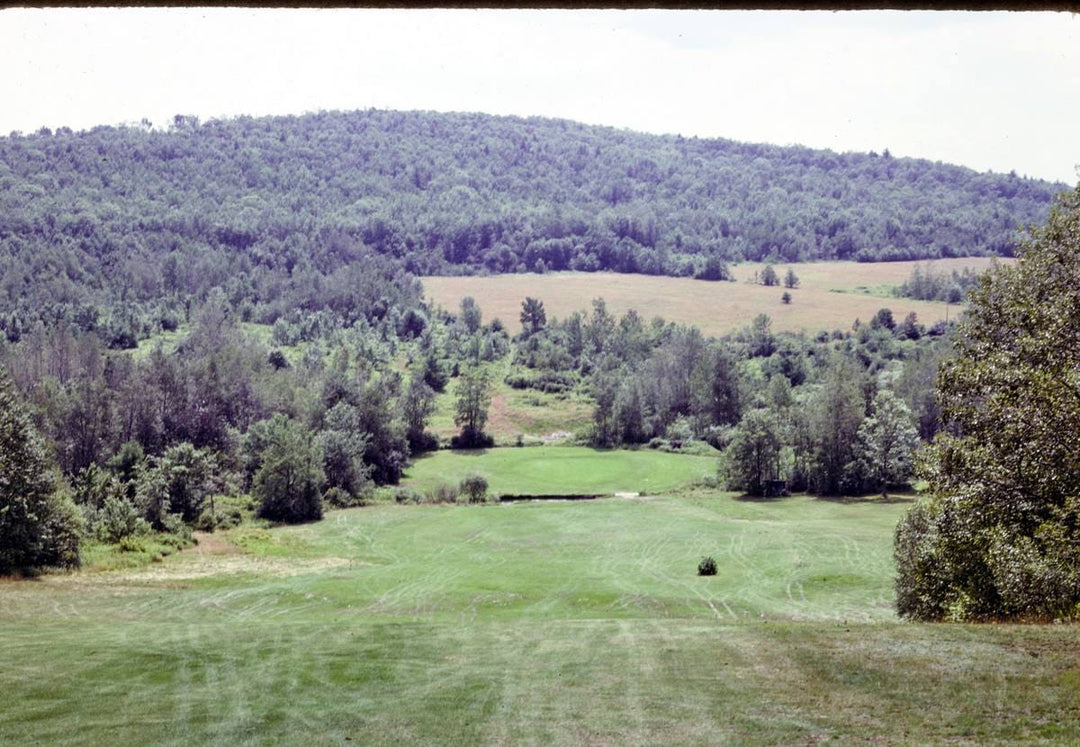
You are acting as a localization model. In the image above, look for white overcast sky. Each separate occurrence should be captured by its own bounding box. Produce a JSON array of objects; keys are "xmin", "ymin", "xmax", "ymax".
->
[{"xmin": 1, "ymin": 8, "xmax": 1078, "ymax": 184}]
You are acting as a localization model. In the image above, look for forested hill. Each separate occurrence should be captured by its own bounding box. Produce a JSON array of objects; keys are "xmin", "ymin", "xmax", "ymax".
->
[{"xmin": 0, "ymin": 108, "xmax": 1066, "ymax": 340}]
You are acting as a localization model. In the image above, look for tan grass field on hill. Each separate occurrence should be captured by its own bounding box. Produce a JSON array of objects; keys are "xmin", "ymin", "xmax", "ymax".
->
[{"xmin": 423, "ymin": 257, "xmax": 1011, "ymax": 337}]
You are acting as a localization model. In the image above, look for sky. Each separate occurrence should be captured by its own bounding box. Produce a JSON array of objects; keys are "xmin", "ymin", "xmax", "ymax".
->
[{"xmin": 1, "ymin": 8, "xmax": 1078, "ymax": 184}]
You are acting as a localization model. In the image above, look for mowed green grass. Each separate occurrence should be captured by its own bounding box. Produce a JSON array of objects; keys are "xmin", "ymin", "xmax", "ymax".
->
[
  {"xmin": 403, "ymin": 446, "xmax": 718, "ymax": 495},
  {"xmin": 422, "ymin": 257, "xmax": 1009, "ymax": 337},
  {"xmin": 3, "ymin": 492, "xmax": 1079, "ymax": 745}
]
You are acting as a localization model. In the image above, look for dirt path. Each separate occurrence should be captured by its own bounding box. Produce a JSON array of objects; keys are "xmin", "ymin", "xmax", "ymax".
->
[{"xmin": 184, "ymin": 531, "xmax": 241, "ymax": 556}]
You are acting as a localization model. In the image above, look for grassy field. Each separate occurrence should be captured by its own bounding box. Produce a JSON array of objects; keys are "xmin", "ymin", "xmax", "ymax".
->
[
  {"xmin": 403, "ymin": 445, "xmax": 719, "ymax": 495},
  {"xmin": 3, "ymin": 490, "xmax": 1079, "ymax": 745},
  {"xmin": 426, "ymin": 356, "xmax": 593, "ymax": 445},
  {"xmin": 422, "ymin": 257, "xmax": 1009, "ymax": 337}
]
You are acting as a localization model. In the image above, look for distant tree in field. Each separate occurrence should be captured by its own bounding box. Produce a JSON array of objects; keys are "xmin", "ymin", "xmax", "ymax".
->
[
  {"xmin": 761, "ymin": 264, "xmax": 779, "ymax": 287},
  {"xmin": 852, "ymin": 390, "xmax": 919, "ymax": 499},
  {"xmin": 520, "ymin": 297, "xmax": 547, "ymax": 337},
  {"xmin": 0, "ymin": 368, "xmax": 82, "ymax": 572},
  {"xmin": 781, "ymin": 292, "xmax": 792, "ymax": 304},
  {"xmin": 695, "ymin": 255, "xmax": 731, "ymax": 281},
  {"xmin": 460, "ymin": 296, "xmax": 482, "ymax": 335},
  {"xmin": 784, "ymin": 268, "xmax": 800, "ymax": 289},
  {"xmin": 726, "ymin": 408, "xmax": 782, "ymax": 496},
  {"xmin": 870, "ymin": 307, "xmax": 896, "ymax": 332},
  {"xmin": 895, "ymin": 184, "xmax": 1080, "ymax": 622},
  {"xmin": 402, "ymin": 373, "xmax": 438, "ymax": 452},
  {"xmin": 268, "ymin": 350, "xmax": 289, "ymax": 370},
  {"xmin": 422, "ymin": 350, "xmax": 448, "ymax": 393},
  {"xmin": 746, "ymin": 314, "xmax": 776, "ymax": 358},
  {"xmin": 897, "ymin": 312, "xmax": 923, "ymax": 340},
  {"xmin": 253, "ymin": 414, "xmax": 325, "ymax": 523},
  {"xmin": 452, "ymin": 365, "xmax": 493, "ymax": 448}
]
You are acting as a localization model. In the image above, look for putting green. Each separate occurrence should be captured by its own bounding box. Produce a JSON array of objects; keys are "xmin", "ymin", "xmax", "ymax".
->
[{"xmin": 402, "ymin": 445, "xmax": 718, "ymax": 495}]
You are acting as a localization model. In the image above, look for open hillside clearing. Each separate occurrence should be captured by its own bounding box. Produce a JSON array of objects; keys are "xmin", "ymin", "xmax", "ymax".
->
[
  {"xmin": 422, "ymin": 257, "xmax": 1011, "ymax": 337},
  {"xmin": 3, "ymin": 491, "xmax": 1078, "ymax": 745}
]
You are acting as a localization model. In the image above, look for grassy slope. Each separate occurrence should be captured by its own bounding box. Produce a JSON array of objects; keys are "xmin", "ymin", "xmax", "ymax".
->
[
  {"xmin": 427, "ymin": 356, "xmax": 593, "ymax": 444},
  {"xmin": 403, "ymin": 445, "xmax": 718, "ymax": 495},
  {"xmin": 2, "ymin": 493, "xmax": 1078, "ymax": 745},
  {"xmin": 423, "ymin": 257, "xmax": 1010, "ymax": 337}
]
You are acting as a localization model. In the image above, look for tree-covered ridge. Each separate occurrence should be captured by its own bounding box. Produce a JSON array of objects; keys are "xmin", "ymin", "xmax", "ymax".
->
[{"xmin": 0, "ymin": 108, "xmax": 1065, "ymax": 342}]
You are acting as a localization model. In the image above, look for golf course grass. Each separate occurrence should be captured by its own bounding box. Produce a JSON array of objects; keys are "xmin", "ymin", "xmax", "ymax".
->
[
  {"xmin": 402, "ymin": 445, "xmax": 719, "ymax": 496},
  {"xmin": 3, "ymin": 491, "xmax": 1079, "ymax": 744}
]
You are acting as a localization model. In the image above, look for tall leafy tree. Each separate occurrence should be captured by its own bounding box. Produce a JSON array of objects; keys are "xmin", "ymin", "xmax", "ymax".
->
[
  {"xmin": 253, "ymin": 414, "xmax": 325, "ymax": 524},
  {"xmin": 519, "ymin": 297, "xmax": 547, "ymax": 337},
  {"xmin": 852, "ymin": 389, "xmax": 919, "ymax": 499},
  {"xmin": 896, "ymin": 184, "xmax": 1080, "ymax": 621},
  {"xmin": 809, "ymin": 354, "xmax": 866, "ymax": 495},
  {"xmin": 402, "ymin": 374, "xmax": 438, "ymax": 453},
  {"xmin": 726, "ymin": 408, "xmax": 783, "ymax": 496},
  {"xmin": 459, "ymin": 296, "xmax": 482, "ymax": 335},
  {"xmin": 453, "ymin": 365, "xmax": 493, "ymax": 448},
  {"xmin": 0, "ymin": 368, "xmax": 81, "ymax": 572}
]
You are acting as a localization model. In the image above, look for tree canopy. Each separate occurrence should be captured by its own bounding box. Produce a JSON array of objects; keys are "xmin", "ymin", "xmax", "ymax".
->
[{"xmin": 895, "ymin": 183, "xmax": 1080, "ymax": 622}]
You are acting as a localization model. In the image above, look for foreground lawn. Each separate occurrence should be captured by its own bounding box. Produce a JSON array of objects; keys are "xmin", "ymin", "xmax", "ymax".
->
[
  {"xmin": 2, "ymin": 493, "xmax": 1078, "ymax": 744},
  {"xmin": 403, "ymin": 445, "xmax": 719, "ymax": 495}
]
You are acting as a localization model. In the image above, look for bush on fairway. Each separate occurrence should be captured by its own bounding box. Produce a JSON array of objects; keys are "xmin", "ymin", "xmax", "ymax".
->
[{"xmin": 698, "ymin": 556, "xmax": 718, "ymax": 576}]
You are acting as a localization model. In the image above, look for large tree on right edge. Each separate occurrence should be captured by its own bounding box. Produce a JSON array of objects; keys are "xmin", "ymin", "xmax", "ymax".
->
[{"xmin": 895, "ymin": 183, "xmax": 1080, "ymax": 622}]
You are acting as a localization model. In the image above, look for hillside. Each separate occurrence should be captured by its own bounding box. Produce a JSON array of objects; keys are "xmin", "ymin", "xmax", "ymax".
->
[{"xmin": 0, "ymin": 108, "xmax": 1066, "ymax": 342}]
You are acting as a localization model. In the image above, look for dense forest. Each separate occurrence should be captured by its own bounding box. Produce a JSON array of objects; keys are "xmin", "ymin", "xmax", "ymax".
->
[{"xmin": 0, "ymin": 108, "xmax": 1065, "ymax": 345}]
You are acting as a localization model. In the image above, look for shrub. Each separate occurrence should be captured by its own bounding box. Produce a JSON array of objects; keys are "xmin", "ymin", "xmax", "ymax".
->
[
  {"xmin": 98, "ymin": 493, "xmax": 148, "ymax": 543},
  {"xmin": 698, "ymin": 557, "xmax": 718, "ymax": 576},
  {"xmin": 450, "ymin": 430, "xmax": 494, "ymax": 449},
  {"xmin": 118, "ymin": 535, "xmax": 147, "ymax": 553},
  {"xmin": 323, "ymin": 486, "xmax": 370, "ymax": 508},
  {"xmin": 460, "ymin": 475, "xmax": 489, "ymax": 504},
  {"xmin": 426, "ymin": 484, "xmax": 459, "ymax": 504},
  {"xmin": 194, "ymin": 502, "xmax": 244, "ymax": 532},
  {"xmin": 394, "ymin": 487, "xmax": 422, "ymax": 505}
]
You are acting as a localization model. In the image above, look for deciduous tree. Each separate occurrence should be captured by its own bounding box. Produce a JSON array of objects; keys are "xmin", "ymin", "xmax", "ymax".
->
[
  {"xmin": 0, "ymin": 369, "xmax": 81, "ymax": 572},
  {"xmin": 896, "ymin": 184, "xmax": 1080, "ymax": 621}
]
